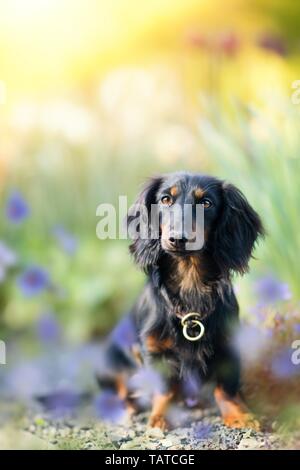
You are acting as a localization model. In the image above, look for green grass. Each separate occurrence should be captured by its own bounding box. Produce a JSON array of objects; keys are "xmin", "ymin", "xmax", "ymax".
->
[{"xmin": 199, "ymin": 97, "xmax": 300, "ymax": 298}]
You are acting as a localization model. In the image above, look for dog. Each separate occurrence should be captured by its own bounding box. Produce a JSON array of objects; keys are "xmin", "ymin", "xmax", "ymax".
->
[{"xmin": 98, "ymin": 171, "xmax": 264, "ymax": 430}]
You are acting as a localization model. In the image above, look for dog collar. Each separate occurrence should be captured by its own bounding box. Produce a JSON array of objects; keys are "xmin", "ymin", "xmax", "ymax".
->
[{"xmin": 179, "ymin": 312, "xmax": 205, "ymax": 342}]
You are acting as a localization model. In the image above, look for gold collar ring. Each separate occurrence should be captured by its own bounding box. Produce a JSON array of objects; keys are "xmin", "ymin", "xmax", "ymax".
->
[{"xmin": 180, "ymin": 312, "xmax": 205, "ymax": 342}]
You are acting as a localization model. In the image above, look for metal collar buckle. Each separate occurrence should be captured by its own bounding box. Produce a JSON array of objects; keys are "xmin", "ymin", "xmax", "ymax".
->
[{"xmin": 180, "ymin": 312, "xmax": 205, "ymax": 342}]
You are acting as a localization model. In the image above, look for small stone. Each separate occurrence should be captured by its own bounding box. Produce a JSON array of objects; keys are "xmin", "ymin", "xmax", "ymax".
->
[
  {"xmin": 143, "ymin": 441, "xmax": 159, "ymax": 449},
  {"xmin": 48, "ymin": 427, "xmax": 57, "ymax": 437},
  {"xmin": 161, "ymin": 438, "xmax": 173, "ymax": 447},
  {"xmin": 238, "ymin": 437, "xmax": 261, "ymax": 450},
  {"xmin": 173, "ymin": 437, "xmax": 183, "ymax": 445},
  {"xmin": 120, "ymin": 437, "xmax": 144, "ymax": 450},
  {"xmin": 145, "ymin": 427, "xmax": 164, "ymax": 439},
  {"xmin": 111, "ymin": 433, "xmax": 126, "ymax": 443}
]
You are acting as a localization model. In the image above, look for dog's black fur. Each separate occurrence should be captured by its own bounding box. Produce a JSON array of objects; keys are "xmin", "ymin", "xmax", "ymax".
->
[{"xmin": 99, "ymin": 172, "xmax": 264, "ymax": 416}]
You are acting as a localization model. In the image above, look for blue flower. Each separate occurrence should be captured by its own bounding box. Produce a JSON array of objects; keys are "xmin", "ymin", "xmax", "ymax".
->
[
  {"xmin": 271, "ymin": 349, "xmax": 299, "ymax": 379},
  {"xmin": 94, "ymin": 391, "xmax": 126, "ymax": 423},
  {"xmin": 182, "ymin": 370, "xmax": 202, "ymax": 408},
  {"xmin": 38, "ymin": 390, "xmax": 80, "ymax": 416},
  {"xmin": 128, "ymin": 366, "xmax": 166, "ymax": 401},
  {"xmin": 52, "ymin": 226, "xmax": 78, "ymax": 255},
  {"xmin": 17, "ymin": 266, "xmax": 50, "ymax": 297},
  {"xmin": 6, "ymin": 191, "xmax": 29, "ymax": 224},
  {"xmin": 193, "ymin": 422, "xmax": 212, "ymax": 440},
  {"xmin": 293, "ymin": 323, "xmax": 300, "ymax": 336},
  {"xmin": 232, "ymin": 323, "xmax": 269, "ymax": 364},
  {"xmin": 5, "ymin": 361, "xmax": 47, "ymax": 399},
  {"xmin": 36, "ymin": 311, "xmax": 61, "ymax": 343},
  {"xmin": 110, "ymin": 315, "xmax": 138, "ymax": 351},
  {"xmin": 254, "ymin": 275, "xmax": 291, "ymax": 304},
  {"xmin": 0, "ymin": 241, "xmax": 17, "ymax": 282}
]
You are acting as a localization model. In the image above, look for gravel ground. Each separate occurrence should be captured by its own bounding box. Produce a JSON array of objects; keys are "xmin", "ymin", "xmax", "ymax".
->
[{"xmin": 9, "ymin": 403, "xmax": 296, "ymax": 450}]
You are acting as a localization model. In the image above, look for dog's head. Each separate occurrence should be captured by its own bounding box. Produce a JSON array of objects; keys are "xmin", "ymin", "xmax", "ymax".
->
[{"xmin": 127, "ymin": 172, "xmax": 264, "ymax": 277}]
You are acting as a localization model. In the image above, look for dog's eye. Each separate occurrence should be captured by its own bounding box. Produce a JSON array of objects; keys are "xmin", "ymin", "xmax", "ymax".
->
[
  {"xmin": 201, "ymin": 198, "xmax": 212, "ymax": 209},
  {"xmin": 161, "ymin": 195, "xmax": 173, "ymax": 206}
]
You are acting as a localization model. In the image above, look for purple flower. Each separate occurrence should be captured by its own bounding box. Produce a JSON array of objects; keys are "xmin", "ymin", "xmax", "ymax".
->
[
  {"xmin": 5, "ymin": 361, "xmax": 47, "ymax": 399},
  {"xmin": 193, "ymin": 422, "xmax": 212, "ymax": 440},
  {"xmin": 52, "ymin": 226, "xmax": 78, "ymax": 255},
  {"xmin": 258, "ymin": 34, "xmax": 286, "ymax": 56},
  {"xmin": 271, "ymin": 349, "xmax": 299, "ymax": 379},
  {"xmin": 254, "ymin": 275, "xmax": 291, "ymax": 304},
  {"xmin": 37, "ymin": 390, "xmax": 80, "ymax": 416},
  {"xmin": 17, "ymin": 266, "xmax": 50, "ymax": 297},
  {"xmin": 6, "ymin": 191, "xmax": 29, "ymax": 224},
  {"xmin": 218, "ymin": 32, "xmax": 239, "ymax": 57},
  {"xmin": 293, "ymin": 323, "xmax": 300, "ymax": 336},
  {"xmin": 111, "ymin": 315, "xmax": 137, "ymax": 351},
  {"xmin": 128, "ymin": 366, "xmax": 166, "ymax": 403},
  {"xmin": 94, "ymin": 391, "xmax": 126, "ymax": 423},
  {"xmin": 182, "ymin": 371, "xmax": 201, "ymax": 408},
  {"xmin": 232, "ymin": 323, "xmax": 269, "ymax": 364},
  {"xmin": 36, "ymin": 312, "xmax": 61, "ymax": 343}
]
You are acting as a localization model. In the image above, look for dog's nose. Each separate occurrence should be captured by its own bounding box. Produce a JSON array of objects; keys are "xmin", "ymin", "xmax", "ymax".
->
[{"xmin": 168, "ymin": 235, "xmax": 188, "ymax": 249}]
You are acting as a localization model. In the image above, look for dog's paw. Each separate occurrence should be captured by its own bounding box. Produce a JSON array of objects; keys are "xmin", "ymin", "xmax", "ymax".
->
[
  {"xmin": 223, "ymin": 412, "xmax": 260, "ymax": 431},
  {"xmin": 148, "ymin": 414, "xmax": 168, "ymax": 430}
]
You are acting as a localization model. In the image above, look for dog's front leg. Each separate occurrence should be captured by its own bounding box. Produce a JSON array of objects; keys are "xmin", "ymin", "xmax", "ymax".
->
[
  {"xmin": 214, "ymin": 347, "xmax": 260, "ymax": 430},
  {"xmin": 148, "ymin": 390, "xmax": 174, "ymax": 430},
  {"xmin": 214, "ymin": 386, "xmax": 260, "ymax": 431}
]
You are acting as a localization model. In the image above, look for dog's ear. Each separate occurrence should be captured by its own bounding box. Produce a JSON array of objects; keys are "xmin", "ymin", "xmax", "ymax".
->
[
  {"xmin": 127, "ymin": 176, "xmax": 163, "ymax": 272},
  {"xmin": 213, "ymin": 183, "xmax": 264, "ymax": 277}
]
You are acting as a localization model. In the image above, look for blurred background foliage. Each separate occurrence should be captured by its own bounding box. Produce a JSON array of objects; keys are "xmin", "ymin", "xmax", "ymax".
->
[
  {"xmin": 0, "ymin": 0, "xmax": 300, "ymax": 430},
  {"xmin": 1, "ymin": 0, "xmax": 300, "ymax": 336}
]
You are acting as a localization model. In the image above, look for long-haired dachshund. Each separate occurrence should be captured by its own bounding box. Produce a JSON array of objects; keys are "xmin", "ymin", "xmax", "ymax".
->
[{"xmin": 99, "ymin": 172, "xmax": 264, "ymax": 430}]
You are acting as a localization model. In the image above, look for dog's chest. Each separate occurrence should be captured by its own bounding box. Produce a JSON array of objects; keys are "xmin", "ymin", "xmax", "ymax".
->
[{"xmin": 145, "ymin": 321, "xmax": 214, "ymax": 374}]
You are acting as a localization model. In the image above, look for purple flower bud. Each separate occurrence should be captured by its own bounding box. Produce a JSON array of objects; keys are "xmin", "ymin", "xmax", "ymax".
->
[
  {"xmin": 52, "ymin": 226, "xmax": 78, "ymax": 255},
  {"xmin": 17, "ymin": 266, "xmax": 50, "ymax": 297},
  {"xmin": 254, "ymin": 275, "xmax": 291, "ymax": 304},
  {"xmin": 36, "ymin": 312, "xmax": 61, "ymax": 343},
  {"xmin": 271, "ymin": 349, "xmax": 299, "ymax": 379},
  {"xmin": 94, "ymin": 391, "xmax": 126, "ymax": 423},
  {"xmin": 6, "ymin": 191, "xmax": 30, "ymax": 224}
]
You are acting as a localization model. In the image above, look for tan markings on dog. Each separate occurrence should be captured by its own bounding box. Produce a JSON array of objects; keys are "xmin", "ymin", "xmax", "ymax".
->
[
  {"xmin": 194, "ymin": 187, "xmax": 204, "ymax": 199},
  {"xmin": 148, "ymin": 391, "xmax": 174, "ymax": 430},
  {"xmin": 176, "ymin": 256, "xmax": 206, "ymax": 292},
  {"xmin": 214, "ymin": 386, "xmax": 260, "ymax": 431},
  {"xmin": 115, "ymin": 374, "xmax": 128, "ymax": 400},
  {"xmin": 146, "ymin": 335, "xmax": 173, "ymax": 353},
  {"xmin": 170, "ymin": 186, "xmax": 179, "ymax": 197},
  {"xmin": 131, "ymin": 343, "xmax": 144, "ymax": 366},
  {"xmin": 116, "ymin": 374, "xmax": 137, "ymax": 417}
]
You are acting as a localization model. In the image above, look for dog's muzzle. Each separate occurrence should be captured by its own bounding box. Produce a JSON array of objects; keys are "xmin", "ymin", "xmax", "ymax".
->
[{"xmin": 179, "ymin": 312, "xmax": 205, "ymax": 342}]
